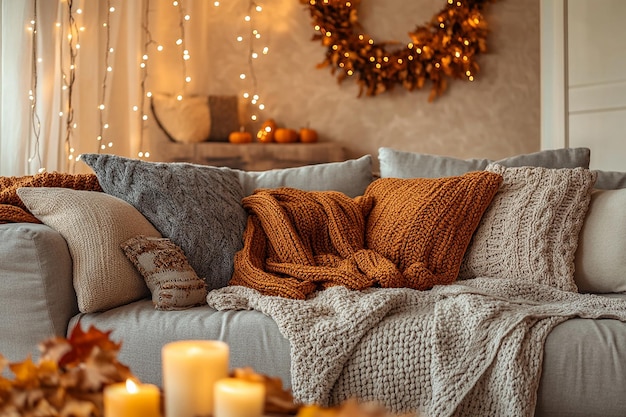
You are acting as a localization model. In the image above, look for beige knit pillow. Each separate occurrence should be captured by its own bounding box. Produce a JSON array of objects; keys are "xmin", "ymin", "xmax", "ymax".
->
[
  {"xmin": 16, "ymin": 187, "xmax": 161, "ymax": 313},
  {"xmin": 459, "ymin": 164, "xmax": 597, "ymax": 291},
  {"xmin": 122, "ymin": 235, "xmax": 207, "ymax": 310}
]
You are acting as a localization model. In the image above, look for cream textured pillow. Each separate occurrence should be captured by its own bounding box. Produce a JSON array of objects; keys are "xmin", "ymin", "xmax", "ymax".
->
[
  {"xmin": 459, "ymin": 164, "xmax": 597, "ymax": 292},
  {"xmin": 574, "ymin": 189, "xmax": 626, "ymax": 293},
  {"xmin": 122, "ymin": 235, "xmax": 208, "ymax": 310},
  {"xmin": 16, "ymin": 187, "xmax": 161, "ymax": 313}
]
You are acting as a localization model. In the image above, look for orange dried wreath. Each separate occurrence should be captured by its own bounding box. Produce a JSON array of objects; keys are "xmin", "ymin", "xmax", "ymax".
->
[{"xmin": 300, "ymin": 0, "xmax": 497, "ymax": 101}]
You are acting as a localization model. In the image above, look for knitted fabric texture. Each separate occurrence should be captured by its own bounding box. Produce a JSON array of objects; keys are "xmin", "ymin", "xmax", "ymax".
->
[
  {"xmin": 0, "ymin": 172, "xmax": 102, "ymax": 224},
  {"xmin": 231, "ymin": 187, "xmax": 403, "ymax": 299},
  {"xmin": 364, "ymin": 171, "xmax": 503, "ymax": 291},
  {"xmin": 206, "ymin": 279, "xmax": 626, "ymax": 417},
  {"xmin": 459, "ymin": 164, "xmax": 597, "ymax": 292},
  {"xmin": 122, "ymin": 235, "xmax": 208, "ymax": 310}
]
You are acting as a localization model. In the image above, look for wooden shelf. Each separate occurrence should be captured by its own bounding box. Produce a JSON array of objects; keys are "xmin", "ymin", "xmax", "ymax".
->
[{"xmin": 146, "ymin": 140, "xmax": 346, "ymax": 171}]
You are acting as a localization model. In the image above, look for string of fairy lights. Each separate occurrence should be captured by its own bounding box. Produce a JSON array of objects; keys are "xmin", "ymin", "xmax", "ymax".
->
[
  {"xmin": 27, "ymin": 0, "xmax": 44, "ymax": 172},
  {"xmin": 25, "ymin": 0, "xmax": 267, "ymax": 172},
  {"xmin": 238, "ymin": 0, "xmax": 268, "ymax": 123}
]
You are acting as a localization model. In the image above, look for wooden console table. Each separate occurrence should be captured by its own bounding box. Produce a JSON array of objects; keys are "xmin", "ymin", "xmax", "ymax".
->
[{"xmin": 146, "ymin": 140, "xmax": 347, "ymax": 171}]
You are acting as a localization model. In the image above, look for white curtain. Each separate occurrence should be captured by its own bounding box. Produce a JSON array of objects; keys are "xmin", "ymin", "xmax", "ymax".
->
[{"xmin": 1, "ymin": 0, "xmax": 242, "ymax": 176}]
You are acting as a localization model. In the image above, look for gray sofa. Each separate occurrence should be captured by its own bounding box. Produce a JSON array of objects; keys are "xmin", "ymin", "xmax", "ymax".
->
[{"xmin": 2, "ymin": 147, "xmax": 626, "ymax": 417}]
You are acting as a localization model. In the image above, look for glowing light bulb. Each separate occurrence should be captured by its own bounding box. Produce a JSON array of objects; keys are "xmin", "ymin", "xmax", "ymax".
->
[
  {"xmin": 237, "ymin": 36, "xmax": 244, "ymax": 42},
  {"xmin": 177, "ymin": 95, "xmax": 183, "ymax": 101},
  {"xmin": 157, "ymin": 45, "xmax": 164, "ymax": 51},
  {"xmin": 240, "ymin": 73, "xmax": 246, "ymax": 80},
  {"xmin": 133, "ymin": 106, "xmax": 139, "ymax": 111},
  {"xmin": 176, "ymin": 39, "xmax": 183, "ymax": 45}
]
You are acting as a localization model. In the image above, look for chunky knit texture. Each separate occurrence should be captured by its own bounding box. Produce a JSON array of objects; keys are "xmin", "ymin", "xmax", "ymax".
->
[
  {"xmin": 207, "ymin": 278, "xmax": 626, "ymax": 417},
  {"xmin": 364, "ymin": 172, "xmax": 503, "ymax": 290},
  {"xmin": 0, "ymin": 172, "xmax": 102, "ymax": 223},
  {"xmin": 231, "ymin": 188, "xmax": 403, "ymax": 299},
  {"xmin": 459, "ymin": 164, "xmax": 597, "ymax": 292},
  {"xmin": 81, "ymin": 153, "xmax": 247, "ymax": 291}
]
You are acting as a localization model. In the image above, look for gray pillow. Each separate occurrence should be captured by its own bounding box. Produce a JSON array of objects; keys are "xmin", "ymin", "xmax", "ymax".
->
[
  {"xmin": 378, "ymin": 147, "xmax": 591, "ymax": 178},
  {"xmin": 235, "ymin": 155, "xmax": 373, "ymax": 197},
  {"xmin": 593, "ymin": 170, "xmax": 626, "ymax": 190},
  {"xmin": 80, "ymin": 154, "xmax": 247, "ymax": 291}
]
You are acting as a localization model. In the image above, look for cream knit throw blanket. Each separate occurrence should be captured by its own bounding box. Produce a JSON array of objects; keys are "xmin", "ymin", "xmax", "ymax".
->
[{"xmin": 207, "ymin": 278, "xmax": 626, "ymax": 417}]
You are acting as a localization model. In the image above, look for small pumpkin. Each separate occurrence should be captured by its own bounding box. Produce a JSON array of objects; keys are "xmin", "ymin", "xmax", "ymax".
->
[
  {"xmin": 299, "ymin": 127, "xmax": 318, "ymax": 143},
  {"xmin": 274, "ymin": 128, "xmax": 299, "ymax": 143},
  {"xmin": 257, "ymin": 119, "xmax": 277, "ymax": 143},
  {"xmin": 228, "ymin": 128, "xmax": 252, "ymax": 144}
]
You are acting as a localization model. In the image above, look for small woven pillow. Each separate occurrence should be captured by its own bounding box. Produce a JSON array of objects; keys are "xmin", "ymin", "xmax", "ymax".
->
[{"xmin": 122, "ymin": 235, "xmax": 208, "ymax": 310}]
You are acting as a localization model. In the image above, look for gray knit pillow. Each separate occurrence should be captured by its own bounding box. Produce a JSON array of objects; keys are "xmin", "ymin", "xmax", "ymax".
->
[
  {"xmin": 122, "ymin": 235, "xmax": 207, "ymax": 310},
  {"xmin": 80, "ymin": 154, "xmax": 247, "ymax": 291},
  {"xmin": 459, "ymin": 164, "xmax": 597, "ymax": 292}
]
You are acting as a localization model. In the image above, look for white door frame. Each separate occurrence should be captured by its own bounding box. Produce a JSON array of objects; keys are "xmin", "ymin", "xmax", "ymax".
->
[{"xmin": 540, "ymin": 0, "xmax": 568, "ymax": 150}]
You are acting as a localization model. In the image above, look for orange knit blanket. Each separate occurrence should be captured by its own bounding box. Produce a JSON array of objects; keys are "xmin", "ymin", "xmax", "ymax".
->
[
  {"xmin": 232, "ymin": 171, "xmax": 502, "ymax": 299},
  {"xmin": 0, "ymin": 172, "xmax": 102, "ymax": 224},
  {"xmin": 230, "ymin": 188, "xmax": 403, "ymax": 299}
]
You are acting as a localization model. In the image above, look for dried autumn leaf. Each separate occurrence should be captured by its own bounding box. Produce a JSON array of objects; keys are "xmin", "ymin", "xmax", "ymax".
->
[
  {"xmin": 231, "ymin": 367, "xmax": 300, "ymax": 414},
  {"xmin": 61, "ymin": 326, "xmax": 121, "ymax": 369},
  {"xmin": 60, "ymin": 398, "xmax": 99, "ymax": 417},
  {"xmin": 40, "ymin": 337, "xmax": 72, "ymax": 365}
]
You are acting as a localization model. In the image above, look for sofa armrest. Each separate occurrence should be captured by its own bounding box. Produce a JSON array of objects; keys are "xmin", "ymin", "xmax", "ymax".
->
[{"xmin": 0, "ymin": 223, "xmax": 78, "ymax": 362}]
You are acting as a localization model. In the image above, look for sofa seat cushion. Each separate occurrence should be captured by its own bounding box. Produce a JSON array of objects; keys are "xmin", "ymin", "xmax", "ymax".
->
[
  {"xmin": 537, "ymin": 293, "xmax": 626, "ymax": 417},
  {"xmin": 68, "ymin": 300, "xmax": 292, "ymax": 388},
  {"xmin": 68, "ymin": 294, "xmax": 626, "ymax": 417}
]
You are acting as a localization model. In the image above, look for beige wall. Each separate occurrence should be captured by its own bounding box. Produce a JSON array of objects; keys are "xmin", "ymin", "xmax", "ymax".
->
[{"xmin": 148, "ymin": 0, "xmax": 540, "ymax": 169}]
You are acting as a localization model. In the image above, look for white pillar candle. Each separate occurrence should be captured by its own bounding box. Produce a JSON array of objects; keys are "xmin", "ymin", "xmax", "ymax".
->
[
  {"xmin": 162, "ymin": 340, "xmax": 229, "ymax": 417},
  {"xmin": 214, "ymin": 378, "xmax": 266, "ymax": 417},
  {"xmin": 103, "ymin": 379, "xmax": 161, "ymax": 417}
]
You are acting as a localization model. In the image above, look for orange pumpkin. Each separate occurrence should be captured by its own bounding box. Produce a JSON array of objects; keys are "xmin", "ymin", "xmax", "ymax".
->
[
  {"xmin": 274, "ymin": 128, "xmax": 299, "ymax": 143},
  {"xmin": 299, "ymin": 127, "xmax": 318, "ymax": 143},
  {"xmin": 257, "ymin": 119, "xmax": 277, "ymax": 143},
  {"xmin": 228, "ymin": 129, "xmax": 252, "ymax": 144}
]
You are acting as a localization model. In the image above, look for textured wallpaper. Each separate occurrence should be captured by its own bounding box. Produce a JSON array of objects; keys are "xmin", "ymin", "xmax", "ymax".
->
[{"xmin": 148, "ymin": 0, "xmax": 541, "ymax": 170}]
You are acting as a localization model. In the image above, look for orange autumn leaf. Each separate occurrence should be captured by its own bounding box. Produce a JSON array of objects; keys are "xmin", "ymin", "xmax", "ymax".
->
[{"xmin": 59, "ymin": 325, "xmax": 121, "ymax": 368}]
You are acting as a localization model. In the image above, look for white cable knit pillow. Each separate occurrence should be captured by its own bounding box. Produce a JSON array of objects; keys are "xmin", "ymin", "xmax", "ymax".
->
[{"xmin": 459, "ymin": 164, "xmax": 597, "ymax": 292}]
